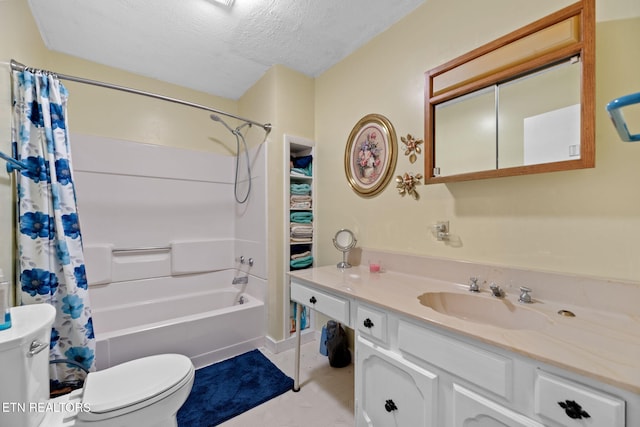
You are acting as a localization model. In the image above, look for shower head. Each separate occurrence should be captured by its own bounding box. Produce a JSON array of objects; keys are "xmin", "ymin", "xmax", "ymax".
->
[{"xmin": 210, "ymin": 114, "xmax": 236, "ymax": 134}]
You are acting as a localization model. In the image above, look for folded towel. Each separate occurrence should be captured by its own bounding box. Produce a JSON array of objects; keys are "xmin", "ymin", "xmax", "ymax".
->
[
  {"xmin": 290, "ymin": 156, "xmax": 313, "ymax": 177},
  {"xmin": 291, "ymin": 250, "xmax": 311, "ymax": 260},
  {"xmin": 291, "ymin": 225, "xmax": 313, "ymax": 238},
  {"xmin": 290, "ymin": 237, "xmax": 312, "ymax": 243},
  {"xmin": 290, "ymin": 195, "xmax": 312, "ymax": 210},
  {"xmin": 290, "ymin": 255, "xmax": 313, "ymax": 269},
  {"xmin": 290, "ymin": 183, "xmax": 311, "ymax": 195},
  {"xmin": 290, "ymin": 222, "xmax": 312, "ymax": 228},
  {"xmin": 290, "ymin": 212, "xmax": 313, "ymax": 223},
  {"xmin": 290, "ymin": 195, "xmax": 312, "ymax": 202},
  {"xmin": 292, "ymin": 155, "xmax": 312, "ymax": 169},
  {"xmin": 291, "ymin": 165, "xmax": 312, "ymax": 177},
  {"xmin": 290, "ymin": 202, "xmax": 311, "ymax": 209}
]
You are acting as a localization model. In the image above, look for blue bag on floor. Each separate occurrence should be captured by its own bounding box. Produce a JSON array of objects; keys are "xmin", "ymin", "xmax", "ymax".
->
[{"xmin": 319, "ymin": 325, "xmax": 328, "ymax": 356}]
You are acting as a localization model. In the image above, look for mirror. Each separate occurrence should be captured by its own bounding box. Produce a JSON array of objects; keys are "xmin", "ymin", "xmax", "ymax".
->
[
  {"xmin": 333, "ymin": 229, "xmax": 357, "ymax": 269},
  {"xmin": 425, "ymin": 0, "xmax": 594, "ymax": 184}
]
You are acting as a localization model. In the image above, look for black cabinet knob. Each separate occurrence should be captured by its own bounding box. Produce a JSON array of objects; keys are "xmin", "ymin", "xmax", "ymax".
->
[
  {"xmin": 363, "ymin": 318, "xmax": 374, "ymax": 328},
  {"xmin": 309, "ymin": 296, "xmax": 317, "ymax": 304},
  {"xmin": 384, "ymin": 399, "xmax": 398, "ymax": 412},
  {"xmin": 558, "ymin": 400, "xmax": 590, "ymax": 419}
]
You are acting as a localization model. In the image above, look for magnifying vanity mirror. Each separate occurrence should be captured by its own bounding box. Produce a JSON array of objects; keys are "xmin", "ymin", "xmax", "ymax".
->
[
  {"xmin": 425, "ymin": 0, "xmax": 594, "ymax": 184},
  {"xmin": 333, "ymin": 229, "xmax": 357, "ymax": 268}
]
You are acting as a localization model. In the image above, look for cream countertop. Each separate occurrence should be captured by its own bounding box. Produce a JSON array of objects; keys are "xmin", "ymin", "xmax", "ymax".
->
[{"xmin": 288, "ymin": 264, "xmax": 640, "ymax": 394}]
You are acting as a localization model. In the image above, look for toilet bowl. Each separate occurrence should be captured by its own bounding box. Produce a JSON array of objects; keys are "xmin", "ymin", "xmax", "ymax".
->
[{"xmin": 0, "ymin": 304, "xmax": 195, "ymax": 427}]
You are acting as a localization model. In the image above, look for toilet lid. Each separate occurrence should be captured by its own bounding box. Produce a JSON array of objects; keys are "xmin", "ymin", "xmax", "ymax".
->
[{"xmin": 79, "ymin": 354, "xmax": 193, "ymax": 417}]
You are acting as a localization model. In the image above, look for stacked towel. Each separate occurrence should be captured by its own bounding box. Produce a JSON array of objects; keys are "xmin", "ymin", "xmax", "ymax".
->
[
  {"xmin": 290, "ymin": 183, "xmax": 311, "ymax": 195},
  {"xmin": 290, "ymin": 195, "xmax": 312, "ymax": 209},
  {"xmin": 290, "ymin": 255, "xmax": 313, "ymax": 269},
  {"xmin": 290, "ymin": 155, "xmax": 313, "ymax": 177},
  {"xmin": 291, "ymin": 250, "xmax": 311, "ymax": 260},
  {"xmin": 290, "ymin": 211, "xmax": 313, "ymax": 223},
  {"xmin": 291, "ymin": 225, "xmax": 313, "ymax": 242}
]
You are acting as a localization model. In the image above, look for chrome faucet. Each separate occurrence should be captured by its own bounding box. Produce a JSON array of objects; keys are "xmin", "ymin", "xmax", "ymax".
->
[
  {"xmin": 489, "ymin": 283, "xmax": 504, "ymax": 298},
  {"xmin": 468, "ymin": 277, "xmax": 480, "ymax": 292},
  {"xmin": 232, "ymin": 276, "xmax": 248, "ymax": 285}
]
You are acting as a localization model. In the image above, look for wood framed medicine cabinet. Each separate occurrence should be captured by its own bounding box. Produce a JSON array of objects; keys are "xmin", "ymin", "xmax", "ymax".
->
[{"xmin": 424, "ymin": 0, "xmax": 594, "ymax": 184}]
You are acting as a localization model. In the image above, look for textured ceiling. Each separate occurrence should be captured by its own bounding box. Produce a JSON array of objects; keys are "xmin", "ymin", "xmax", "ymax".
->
[{"xmin": 27, "ymin": 0, "xmax": 425, "ymax": 100}]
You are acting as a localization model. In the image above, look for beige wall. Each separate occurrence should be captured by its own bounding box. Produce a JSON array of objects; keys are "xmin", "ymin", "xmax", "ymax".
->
[
  {"xmin": 240, "ymin": 65, "xmax": 315, "ymax": 342},
  {"xmin": 315, "ymin": 0, "xmax": 640, "ymax": 283}
]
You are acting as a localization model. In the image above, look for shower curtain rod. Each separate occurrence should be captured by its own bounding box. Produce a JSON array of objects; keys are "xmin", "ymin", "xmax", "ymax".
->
[{"xmin": 9, "ymin": 59, "xmax": 272, "ymax": 133}]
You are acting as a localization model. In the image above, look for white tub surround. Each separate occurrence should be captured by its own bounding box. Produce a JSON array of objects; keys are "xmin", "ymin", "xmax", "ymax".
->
[
  {"xmin": 70, "ymin": 134, "xmax": 269, "ymax": 370},
  {"xmin": 91, "ymin": 270, "xmax": 265, "ymax": 370},
  {"xmin": 289, "ymin": 249, "xmax": 639, "ymax": 425}
]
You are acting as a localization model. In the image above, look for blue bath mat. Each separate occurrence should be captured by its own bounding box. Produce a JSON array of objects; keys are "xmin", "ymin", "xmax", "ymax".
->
[{"xmin": 177, "ymin": 349, "xmax": 293, "ymax": 427}]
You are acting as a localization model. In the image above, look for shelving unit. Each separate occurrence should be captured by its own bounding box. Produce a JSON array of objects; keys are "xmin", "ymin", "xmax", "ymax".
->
[{"xmin": 284, "ymin": 134, "xmax": 316, "ymax": 340}]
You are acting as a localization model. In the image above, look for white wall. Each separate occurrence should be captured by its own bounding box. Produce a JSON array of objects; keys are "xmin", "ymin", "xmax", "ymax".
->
[{"xmin": 71, "ymin": 134, "xmax": 267, "ymax": 290}]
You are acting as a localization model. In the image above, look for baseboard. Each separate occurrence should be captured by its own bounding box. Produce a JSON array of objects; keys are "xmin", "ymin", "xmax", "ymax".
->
[
  {"xmin": 191, "ymin": 336, "xmax": 265, "ymax": 369},
  {"xmin": 264, "ymin": 329, "xmax": 318, "ymax": 354}
]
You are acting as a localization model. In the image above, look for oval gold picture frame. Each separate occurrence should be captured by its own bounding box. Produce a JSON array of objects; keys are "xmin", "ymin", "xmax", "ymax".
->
[{"xmin": 344, "ymin": 113, "xmax": 397, "ymax": 198}]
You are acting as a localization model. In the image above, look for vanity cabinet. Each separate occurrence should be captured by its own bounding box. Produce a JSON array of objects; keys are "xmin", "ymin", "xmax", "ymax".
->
[
  {"xmin": 288, "ymin": 277, "xmax": 634, "ymax": 427},
  {"xmin": 354, "ymin": 303, "xmax": 629, "ymax": 427}
]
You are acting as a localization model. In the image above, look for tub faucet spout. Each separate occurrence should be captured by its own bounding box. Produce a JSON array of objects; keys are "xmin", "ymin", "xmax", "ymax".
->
[{"xmin": 232, "ymin": 276, "xmax": 248, "ymax": 285}]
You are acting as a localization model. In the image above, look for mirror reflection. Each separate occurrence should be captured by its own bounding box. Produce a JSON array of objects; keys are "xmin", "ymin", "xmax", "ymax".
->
[
  {"xmin": 498, "ymin": 59, "xmax": 581, "ymax": 168},
  {"xmin": 434, "ymin": 59, "xmax": 581, "ymax": 177},
  {"xmin": 435, "ymin": 87, "xmax": 496, "ymax": 176}
]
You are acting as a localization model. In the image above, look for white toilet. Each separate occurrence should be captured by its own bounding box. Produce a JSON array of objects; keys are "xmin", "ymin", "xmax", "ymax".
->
[{"xmin": 0, "ymin": 304, "xmax": 195, "ymax": 427}]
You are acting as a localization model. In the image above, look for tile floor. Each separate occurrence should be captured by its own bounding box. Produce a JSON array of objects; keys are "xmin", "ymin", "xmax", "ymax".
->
[{"xmin": 219, "ymin": 340, "xmax": 355, "ymax": 427}]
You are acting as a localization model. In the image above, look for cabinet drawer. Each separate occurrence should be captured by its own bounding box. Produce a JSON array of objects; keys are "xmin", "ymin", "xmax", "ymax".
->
[
  {"xmin": 398, "ymin": 320, "xmax": 512, "ymax": 399},
  {"xmin": 535, "ymin": 370, "xmax": 625, "ymax": 427},
  {"xmin": 356, "ymin": 304, "xmax": 387, "ymax": 344},
  {"xmin": 290, "ymin": 281, "xmax": 350, "ymax": 326}
]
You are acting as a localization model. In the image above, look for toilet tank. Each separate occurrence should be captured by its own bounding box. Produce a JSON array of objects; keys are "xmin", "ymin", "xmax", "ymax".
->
[{"xmin": 0, "ymin": 304, "xmax": 56, "ymax": 427}]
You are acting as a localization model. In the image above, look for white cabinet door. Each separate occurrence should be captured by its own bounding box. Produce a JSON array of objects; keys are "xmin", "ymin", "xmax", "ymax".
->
[
  {"xmin": 453, "ymin": 384, "xmax": 545, "ymax": 427},
  {"xmin": 356, "ymin": 336, "xmax": 438, "ymax": 427}
]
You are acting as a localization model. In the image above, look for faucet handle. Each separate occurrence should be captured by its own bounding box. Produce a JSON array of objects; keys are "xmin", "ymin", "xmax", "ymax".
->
[
  {"xmin": 518, "ymin": 286, "xmax": 533, "ymax": 303},
  {"xmin": 468, "ymin": 277, "xmax": 479, "ymax": 292}
]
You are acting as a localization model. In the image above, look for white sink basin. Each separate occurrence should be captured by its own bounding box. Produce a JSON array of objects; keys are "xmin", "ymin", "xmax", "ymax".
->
[{"xmin": 418, "ymin": 291, "xmax": 550, "ymax": 330}]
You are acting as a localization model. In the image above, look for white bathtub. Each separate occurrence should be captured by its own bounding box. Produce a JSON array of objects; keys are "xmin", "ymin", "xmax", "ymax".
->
[{"xmin": 90, "ymin": 272, "xmax": 265, "ymax": 370}]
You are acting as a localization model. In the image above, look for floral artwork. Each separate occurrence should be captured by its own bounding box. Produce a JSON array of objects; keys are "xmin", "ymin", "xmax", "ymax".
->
[
  {"xmin": 345, "ymin": 114, "xmax": 397, "ymax": 197},
  {"xmin": 356, "ymin": 128, "xmax": 384, "ymax": 183}
]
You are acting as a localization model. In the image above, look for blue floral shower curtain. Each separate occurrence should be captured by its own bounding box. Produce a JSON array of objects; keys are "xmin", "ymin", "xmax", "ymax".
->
[{"xmin": 12, "ymin": 70, "xmax": 96, "ymax": 383}]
